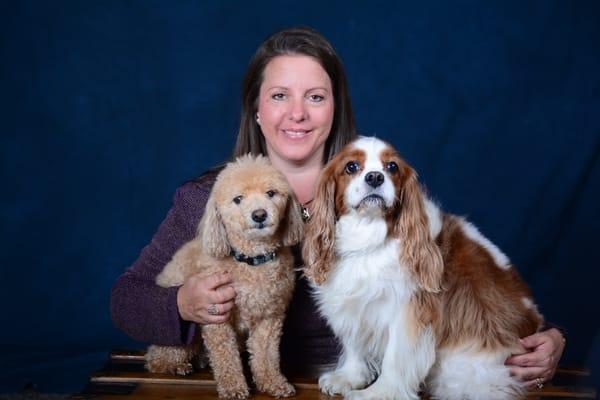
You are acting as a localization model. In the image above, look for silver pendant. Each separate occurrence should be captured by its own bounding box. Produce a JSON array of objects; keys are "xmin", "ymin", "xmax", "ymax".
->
[{"xmin": 301, "ymin": 206, "xmax": 311, "ymax": 221}]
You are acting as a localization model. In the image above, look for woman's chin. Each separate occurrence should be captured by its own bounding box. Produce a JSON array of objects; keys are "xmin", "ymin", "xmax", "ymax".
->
[
  {"xmin": 281, "ymin": 143, "xmax": 329, "ymax": 163},
  {"xmin": 265, "ymin": 132, "xmax": 329, "ymax": 165}
]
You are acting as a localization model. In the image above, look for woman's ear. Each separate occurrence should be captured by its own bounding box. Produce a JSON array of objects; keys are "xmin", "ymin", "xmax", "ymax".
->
[
  {"xmin": 198, "ymin": 194, "xmax": 229, "ymax": 257},
  {"xmin": 395, "ymin": 168, "xmax": 443, "ymax": 293},
  {"xmin": 302, "ymin": 165, "xmax": 337, "ymax": 285}
]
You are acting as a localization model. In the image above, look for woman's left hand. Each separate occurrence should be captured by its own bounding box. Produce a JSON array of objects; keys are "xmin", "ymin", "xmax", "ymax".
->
[{"xmin": 505, "ymin": 328, "xmax": 566, "ymax": 389}]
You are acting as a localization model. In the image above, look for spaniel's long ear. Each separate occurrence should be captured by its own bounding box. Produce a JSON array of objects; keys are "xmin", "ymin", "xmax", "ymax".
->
[
  {"xmin": 198, "ymin": 193, "xmax": 229, "ymax": 257},
  {"xmin": 282, "ymin": 193, "xmax": 305, "ymax": 246},
  {"xmin": 396, "ymin": 168, "xmax": 443, "ymax": 293},
  {"xmin": 302, "ymin": 166, "xmax": 337, "ymax": 285}
]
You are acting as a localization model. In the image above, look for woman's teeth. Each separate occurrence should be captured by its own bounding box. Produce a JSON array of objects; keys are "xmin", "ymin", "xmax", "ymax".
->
[{"xmin": 283, "ymin": 130, "xmax": 310, "ymax": 137}]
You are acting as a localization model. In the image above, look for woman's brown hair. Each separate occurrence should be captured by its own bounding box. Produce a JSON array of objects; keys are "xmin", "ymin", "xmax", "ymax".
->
[{"xmin": 233, "ymin": 26, "xmax": 357, "ymax": 162}]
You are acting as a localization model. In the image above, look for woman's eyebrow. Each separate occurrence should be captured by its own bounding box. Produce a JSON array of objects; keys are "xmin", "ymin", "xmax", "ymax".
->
[{"xmin": 265, "ymin": 86, "xmax": 330, "ymax": 92}]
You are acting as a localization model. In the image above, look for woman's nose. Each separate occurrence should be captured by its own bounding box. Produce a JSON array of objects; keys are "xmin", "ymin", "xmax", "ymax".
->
[{"xmin": 288, "ymin": 98, "xmax": 307, "ymax": 121}]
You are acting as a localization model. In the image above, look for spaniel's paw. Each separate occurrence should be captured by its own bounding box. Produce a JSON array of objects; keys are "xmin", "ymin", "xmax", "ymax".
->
[{"xmin": 319, "ymin": 371, "xmax": 362, "ymax": 396}]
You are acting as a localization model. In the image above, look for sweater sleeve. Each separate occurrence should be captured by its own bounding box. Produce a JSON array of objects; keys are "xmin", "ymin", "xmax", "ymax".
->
[{"xmin": 110, "ymin": 175, "xmax": 215, "ymax": 345}]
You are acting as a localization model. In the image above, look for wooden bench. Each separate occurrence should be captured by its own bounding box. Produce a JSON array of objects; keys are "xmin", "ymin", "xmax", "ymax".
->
[{"xmin": 74, "ymin": 349, "xmax": 596, "ymax": 399}]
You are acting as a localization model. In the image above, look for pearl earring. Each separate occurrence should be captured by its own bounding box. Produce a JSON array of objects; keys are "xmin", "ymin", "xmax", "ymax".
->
[{"xmin": 256, "ymin": 114, "xmax": 260, "ymax": 124}]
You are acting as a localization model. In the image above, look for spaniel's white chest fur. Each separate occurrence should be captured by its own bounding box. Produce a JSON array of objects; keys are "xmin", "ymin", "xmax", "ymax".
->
[
  {"xmin": 313, "ymin": 213, "xmax": 418, "ymax": 361},
  {"xmin": 312, "ymin": 213, "xmax": 435, "ymax": 399}
]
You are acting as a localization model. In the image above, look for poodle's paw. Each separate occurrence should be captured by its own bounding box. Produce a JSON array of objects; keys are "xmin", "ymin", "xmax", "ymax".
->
[
  {"xmin": 259, "ymin": 378, "xmax": 296, "ymax": 398},
  {"xmin": 319, "ymin": 371, "xmax": 360, "ymax": 396},
  {"xmin": 145, "ymin": 345, "xmax": 194, "ymax": 375},
  {"xmin": 216, "ymin": 382, "xmax": 250, "ymax": 400},
  {"xmin": 146, "ymin": 358, "xmax": 193, "ymax": 375},
  {"xmin": 175, "ymin": 362, "xmax": 193, "ymax": 376}
]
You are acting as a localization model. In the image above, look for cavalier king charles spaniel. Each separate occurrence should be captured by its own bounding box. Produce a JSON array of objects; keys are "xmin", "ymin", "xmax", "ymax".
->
[{"xmin": 302, "ymin": 137, "xmax": 543, "ymax": 400}]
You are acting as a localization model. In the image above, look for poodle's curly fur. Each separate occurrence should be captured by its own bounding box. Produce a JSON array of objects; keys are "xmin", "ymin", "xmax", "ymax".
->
[{"xmin": 145, "ymin": 154, "xmax": 304, "ymax": 400}]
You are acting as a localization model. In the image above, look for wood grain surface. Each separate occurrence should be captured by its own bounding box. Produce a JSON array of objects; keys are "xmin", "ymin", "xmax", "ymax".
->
[{"xmin": 73, "ymin": 349, "xmax": 596, "ymax": 399}]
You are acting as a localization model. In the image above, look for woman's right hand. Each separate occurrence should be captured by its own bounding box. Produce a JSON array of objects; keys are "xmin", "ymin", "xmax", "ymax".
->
[{"xmin": 176, "ymin": 271, "xmax": 236, "ymax": 325}]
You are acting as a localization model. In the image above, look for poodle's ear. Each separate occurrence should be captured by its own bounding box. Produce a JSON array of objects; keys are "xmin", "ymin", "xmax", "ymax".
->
[
  {"xmin": 395, "ymin": 167, "xmax": 443, "ymax": 293},
  {"xmin": 198, "ymin": 193, "xmax": 229, "ymax": 257},
  {"xmin": 302, "ymin": 165, "xmax": 337, "ymax": 285},
  {"xmin": 282, "ymin": 193, "xmax": 305, "ymax": 246}
]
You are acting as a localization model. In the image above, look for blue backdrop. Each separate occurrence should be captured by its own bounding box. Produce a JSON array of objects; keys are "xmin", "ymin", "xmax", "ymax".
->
[{"xmin": 1, "ymin": 0, "xmax": 599, "ymax": 394}]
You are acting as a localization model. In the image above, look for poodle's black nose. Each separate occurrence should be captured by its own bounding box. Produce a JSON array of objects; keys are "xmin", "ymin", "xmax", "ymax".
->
[
  {"xmin": 365, "ymin": 171, "xmax": 384, "ymax": 188},
  {"xmin": 252, "ymin": 209, "xmax": 268, "ymax": 223}
]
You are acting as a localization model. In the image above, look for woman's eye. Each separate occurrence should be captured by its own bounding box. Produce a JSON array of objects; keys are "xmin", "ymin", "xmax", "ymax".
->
[
  {"xmin": 386, "ymin": 162, "xmax": 399, "ymax": 173},
  {"xmin": 345, "ymin": 161, "xmax": 359, "ymax": 174},
  {"xmin": 266, "ymin": 190, "xmax": 276, "ymax": 198},
  {"xmin": 308, "ymin": 94, "xmax": 324, "ymax": 102},
  {"xmin": 233, "ymin": 195, "xmax": 243, "ymax": 204},
  {"xmin": 271, "ymin": 93, "xmax": 286, "ymax": 100}
]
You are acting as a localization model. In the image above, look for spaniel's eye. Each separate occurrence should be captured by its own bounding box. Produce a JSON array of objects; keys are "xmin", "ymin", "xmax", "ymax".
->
[
  {"xmin": 233, "ymin": 195, "xmax": 243, "ymax": 204},
  {"xmin": 345, "ymin": 161, "xmax": 359, "ymax": 174},
  {"xmin": 386, "ymin": 162, "xmax": 399, "ymax": 173},
  {"xmin": 266, "ymin": 190, "xmax": 276, "ymax": 198}
]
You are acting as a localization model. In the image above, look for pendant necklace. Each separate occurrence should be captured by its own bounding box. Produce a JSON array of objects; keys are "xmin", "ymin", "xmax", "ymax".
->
[{"xmin": 301, "ymin": 199, "xmax": 313, "ymax": 222}]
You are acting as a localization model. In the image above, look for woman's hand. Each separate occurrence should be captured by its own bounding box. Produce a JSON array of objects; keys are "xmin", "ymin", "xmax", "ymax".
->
[
  {"xmin": 505, "ymin": 328, "xmax": 566, "ymax": 389},
  {"xmin": 176, "ymin": 272, "xmax": 236, "ymax": 325}
]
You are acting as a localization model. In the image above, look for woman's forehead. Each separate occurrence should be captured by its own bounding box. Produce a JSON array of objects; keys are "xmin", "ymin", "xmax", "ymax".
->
[{"xmin": 261, "ymin": 55, "xmax": 331, "ymax": 90}]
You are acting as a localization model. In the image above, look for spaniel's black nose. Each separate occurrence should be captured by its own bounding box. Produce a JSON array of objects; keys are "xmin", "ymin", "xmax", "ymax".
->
[
  {"xmin": 365, "ymin": 171, "xmax": 384, "ymax": 188},
  {"xmin": 252, "ymin": 209, "xmax": 268, "ymax": 223}
]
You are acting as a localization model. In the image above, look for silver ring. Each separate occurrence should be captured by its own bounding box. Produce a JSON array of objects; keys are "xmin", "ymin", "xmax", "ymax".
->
[
  {"xmin": 535, "ymin": 378, "xmax": 544, "ymax": 389},
  {"xmin": 207, "ymin": 304, "xmax": 219, "ymax": 316}
]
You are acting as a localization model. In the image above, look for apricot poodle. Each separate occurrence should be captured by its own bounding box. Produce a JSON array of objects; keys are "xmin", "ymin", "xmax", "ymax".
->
[{"xmin": 145, "ymin": 154, "xmax": 304, "ymax": 400}]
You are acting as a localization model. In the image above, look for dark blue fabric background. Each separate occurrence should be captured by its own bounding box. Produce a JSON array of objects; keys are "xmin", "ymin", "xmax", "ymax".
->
[{"xmin": 1, "ymin": 0, "xmax": 599, "ymax": 393}]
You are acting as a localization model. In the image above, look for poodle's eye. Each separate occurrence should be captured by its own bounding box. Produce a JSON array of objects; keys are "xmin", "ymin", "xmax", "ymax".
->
[
  {"xmin": 266, "ymin": 190, "xmax": 276, "ymax": 198},
  {"xmin": 345, "ymin": 161, "xmax": 359, "ymax": 174},
  {"xmin": 233, "ymin": 195, "xmax": 243, "ymax": 204},
  {"xmin": 386, "ymin": 161, "xmax": 399, "ymax": 173}
]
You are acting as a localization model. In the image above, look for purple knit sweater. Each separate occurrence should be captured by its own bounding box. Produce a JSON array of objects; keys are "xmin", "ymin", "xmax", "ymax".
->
[{"xmin": 110, "ymin": 171, "xmax": 338, "ymax": 366}]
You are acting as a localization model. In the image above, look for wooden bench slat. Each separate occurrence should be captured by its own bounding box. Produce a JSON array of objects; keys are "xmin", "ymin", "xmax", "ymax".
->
[
  {"xmin": 91, "ymin": 370, "xmax": 596, "ymax": 398},
  {"xmin": 77, "ymin": 350, "xmax": 596, "ymax": 399}
]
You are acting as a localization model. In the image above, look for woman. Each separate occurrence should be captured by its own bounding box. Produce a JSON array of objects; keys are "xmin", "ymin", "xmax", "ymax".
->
[{"xmin": 110, "ymin": 26, "xmax": 564, "ymax": 390}]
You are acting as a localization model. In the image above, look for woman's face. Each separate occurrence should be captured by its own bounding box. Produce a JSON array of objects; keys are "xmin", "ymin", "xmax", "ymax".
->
[{"xmin": 257, "ymin": 55, "xmax": 334, "ymax": 167}]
